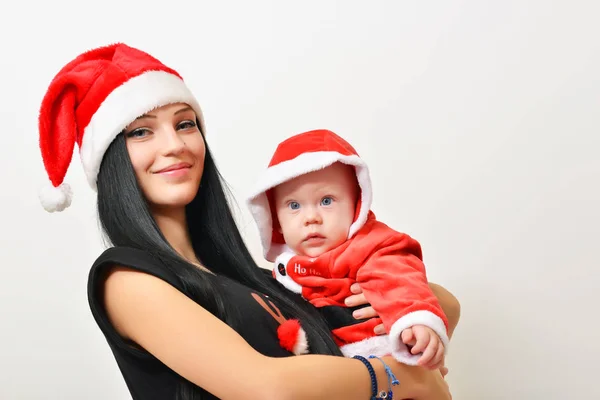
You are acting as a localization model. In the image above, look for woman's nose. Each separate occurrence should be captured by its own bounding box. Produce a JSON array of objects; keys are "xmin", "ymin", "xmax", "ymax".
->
[{"xmin": 160, "ymin": 127, "xmax": 186, "ymax": 156}]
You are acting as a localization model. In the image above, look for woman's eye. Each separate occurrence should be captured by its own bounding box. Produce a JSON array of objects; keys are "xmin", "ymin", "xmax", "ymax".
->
[
  {"xmin": 125, "ymin": 128, "xmax": 149, "ymax": 138},
  {"xmin": 321, "ymin": 197, "xmax": 333, "ymax": 206},
  {"xmin": 289, "ymin": 202, "xmax": 300, "ymax": 210},
  {"xmin": 177, "ymin": 120, "xmax": 197, "ymax": 130}
]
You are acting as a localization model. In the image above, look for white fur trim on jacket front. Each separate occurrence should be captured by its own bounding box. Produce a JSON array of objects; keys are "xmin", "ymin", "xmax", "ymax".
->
[
  {"xmin": 388, "ymin": 310, "xmax": 450, "ymax": 365},
  {"xmin": 247, "ymin": 151, "xmax": 373, "ymax": 262},
  {"xmin": 273, "ymin": 252, "xmax": 303, "ymax": 294},
  {"xmin": 340, "ymin": 334, "xmax": 391, "ymax": 358},
  {"xmin": 79, "ymin": 70, "xmax": 205, "ymax": 190}
]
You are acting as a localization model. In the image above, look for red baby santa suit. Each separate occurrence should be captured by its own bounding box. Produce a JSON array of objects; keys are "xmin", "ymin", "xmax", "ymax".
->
[{"xmin": 247, "ymin": 129, "xmax": 449, "ymax": 364}]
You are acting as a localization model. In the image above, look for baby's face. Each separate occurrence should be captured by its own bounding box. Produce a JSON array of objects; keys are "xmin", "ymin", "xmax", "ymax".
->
[{"xmin": 273, "ymin": 162, "xmax": 358, "ymax": 258}]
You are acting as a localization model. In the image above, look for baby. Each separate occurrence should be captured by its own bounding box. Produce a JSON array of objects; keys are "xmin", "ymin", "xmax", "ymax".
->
[{"xmin": 247, "ymin": 129, "xmax": 449, "ymax": 369}]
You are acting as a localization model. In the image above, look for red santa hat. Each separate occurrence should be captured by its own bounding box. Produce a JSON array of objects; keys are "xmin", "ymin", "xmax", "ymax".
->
[
  {"xmin": 247, "ymin": 129, "xmax": 373, "ymax": 262},
  {"xmin": 37, "ymin": 43, "xmax": 205, "ymax": 212}
]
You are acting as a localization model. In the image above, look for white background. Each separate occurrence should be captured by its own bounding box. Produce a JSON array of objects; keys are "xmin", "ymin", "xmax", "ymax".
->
[{"xmin": 1, "ymin": 1, "xmax": 598, "ymax": 399}]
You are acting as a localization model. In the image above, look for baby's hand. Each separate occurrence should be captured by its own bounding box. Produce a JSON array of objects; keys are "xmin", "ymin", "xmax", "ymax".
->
[{"xmin": 401, "ymin": 325, "xmax": 445, "ymax": 370}]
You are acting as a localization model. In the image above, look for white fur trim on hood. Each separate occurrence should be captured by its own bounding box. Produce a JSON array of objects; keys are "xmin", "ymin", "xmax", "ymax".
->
[{"xmin": 247, "ymin": 150, "xmax": 372, "ymax": 262}]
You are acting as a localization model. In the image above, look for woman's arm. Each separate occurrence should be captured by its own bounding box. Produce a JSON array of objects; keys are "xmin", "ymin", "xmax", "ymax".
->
[
  {"xmin": 428, "ymin": 282, "xmax": 461, "ymax": 338},
  {"xmin": 346, "ymin": 282, "xmax": 461, "ymax": 338},
  {"xmin": 104, "ymin": 267, "xmax": 450, "ymax": 400}
]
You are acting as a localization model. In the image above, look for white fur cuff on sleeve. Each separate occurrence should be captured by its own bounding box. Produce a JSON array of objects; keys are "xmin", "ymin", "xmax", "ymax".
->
[{"xmin": 388, "ymin": 310, "xmax": 450, "ymax": 365}]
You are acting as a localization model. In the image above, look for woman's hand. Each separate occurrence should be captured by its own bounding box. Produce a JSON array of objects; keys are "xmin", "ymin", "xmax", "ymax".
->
[
  {"xmin": 380, "ymin": 356, "xmax": 452, "ymax": 400},
  {"xmin": 419, "ymin": 368, "xmax": 452, "ymax": 400},
  {"xmin": 439, "ymin": 364, "xmax": 449, "ymax": 378},
  {"xmin": 344, "ymin": 283, "xmax": 386, "ymax": 335},
  {"xmin": 346, "ymin": 282, "xmax": 454, "ymax": 379},
  {"xmin": 346, "ymin": 281, "xmax": 461, "ymax": 339}
]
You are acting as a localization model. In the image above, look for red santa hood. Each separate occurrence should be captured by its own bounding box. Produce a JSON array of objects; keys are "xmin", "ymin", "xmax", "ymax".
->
[{"xmin": 247, "ymin": 129, "xmax": 373, "ymax": 262}]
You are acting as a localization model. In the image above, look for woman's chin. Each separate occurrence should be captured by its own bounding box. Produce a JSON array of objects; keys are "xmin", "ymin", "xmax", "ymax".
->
[{"xmin": 148, "ymin": 191, "xmax": 199, "ymax": 210}]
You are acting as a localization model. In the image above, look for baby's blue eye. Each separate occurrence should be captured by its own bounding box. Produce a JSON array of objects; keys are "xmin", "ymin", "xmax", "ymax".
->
[
  {"xmin": 289, "ymin": 202, "xmax": 300, "ymax": 210},
  {"xmin": 321, "ymin": 197, "xmax": 333, "ymax": 206}
]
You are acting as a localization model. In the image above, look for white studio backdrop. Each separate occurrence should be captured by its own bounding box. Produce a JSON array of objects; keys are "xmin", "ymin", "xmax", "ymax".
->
[{"xmin": 1, "ymin": 1, "xmax": 598, "ymax": 399}]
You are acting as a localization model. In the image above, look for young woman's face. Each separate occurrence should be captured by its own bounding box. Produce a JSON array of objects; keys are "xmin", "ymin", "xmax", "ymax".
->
[{"xmin": 123, "ymin": 102, "xmax": 205, "ymax": 211}]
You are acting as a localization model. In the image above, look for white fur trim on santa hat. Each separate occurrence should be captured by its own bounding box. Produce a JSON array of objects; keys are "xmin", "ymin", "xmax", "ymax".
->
[
  {"xmin": 388, "ymin": 310, "xmax": 450, "ymax": 365},
  {"xmin": 247, "ymin": 151, "xmax": 373, "ymax": 262},
  {"xmin": 79, "ymin": 70, "xmax": 205, "ymax": 190},
  {"xmin": 39, "ymin": 181, "xmax": 73, "ymax": 213}
]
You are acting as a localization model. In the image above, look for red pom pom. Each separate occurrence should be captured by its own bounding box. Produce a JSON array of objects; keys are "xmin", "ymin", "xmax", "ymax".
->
[{"xmin": 277, "ymin": 319, "xmax": 308, "ymax": 355}]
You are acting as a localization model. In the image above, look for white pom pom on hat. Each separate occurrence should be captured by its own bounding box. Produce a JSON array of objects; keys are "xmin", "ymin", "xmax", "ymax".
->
[
  {"xmin": 37, "ymin": 42, "xmax": 205, "ymax": 212},
  {"xmin": 39, "ymin": 181, "xmax": 72, "ymax": 213}
]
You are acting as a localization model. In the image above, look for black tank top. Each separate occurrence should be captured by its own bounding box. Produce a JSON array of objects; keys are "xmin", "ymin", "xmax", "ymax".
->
[{"xmin": 87, "ymin": 246, "xmax": 294, "ymax": 399}]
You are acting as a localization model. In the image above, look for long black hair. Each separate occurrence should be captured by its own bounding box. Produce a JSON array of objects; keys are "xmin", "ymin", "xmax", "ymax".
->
[{"xmin": 96, "ymin": 130, "xmax": 343, "ymax": 399}]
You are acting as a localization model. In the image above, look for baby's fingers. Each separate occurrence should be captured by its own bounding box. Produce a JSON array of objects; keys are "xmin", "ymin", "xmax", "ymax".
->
[
  {"xmin": 410, "ymin": 330, "xmax": 430, "ymax": 355},
  {"xmin": 417, "ymin": 338, "xmax": 438, "ymax": 366},
  {"xmin": 432, "ymin": 343, "xmax": 445, "ymax": 366},
  {"xmin": 423, "ymin": 344, "xmax": 445, "ymax": 370},
  {"xmin": 401, "ymin": 329, "xmax": 414, "ymax": 345}
]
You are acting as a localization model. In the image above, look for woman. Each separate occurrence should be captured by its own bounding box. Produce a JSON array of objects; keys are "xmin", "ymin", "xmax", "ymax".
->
[{"xmin": 38, "ymin": 43, "xmax": 458, "ymax": 399}]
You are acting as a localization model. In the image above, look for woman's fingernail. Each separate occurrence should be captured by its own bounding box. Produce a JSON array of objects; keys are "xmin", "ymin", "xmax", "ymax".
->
[
  {"xmin": 374, "ymin": 326, "xmax": 385, "ymax": 335},
  {"xmin": 352, "ymin": 311, "xmax": 363, "ymax": 319}
]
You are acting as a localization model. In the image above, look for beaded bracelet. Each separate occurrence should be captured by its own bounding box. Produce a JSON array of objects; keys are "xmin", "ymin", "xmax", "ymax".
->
[
  {"xmin": 352, "ymin": 355, "xmax": 378, "ymax": 400},
  {"xmin": 368, "ymin": 355, "xmax": 400, "ymax": 399}
]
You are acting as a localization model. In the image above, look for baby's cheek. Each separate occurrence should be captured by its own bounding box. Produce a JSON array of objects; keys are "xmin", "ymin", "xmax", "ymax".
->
[
  {"xmin": 333, "ymin": 228, "xmax": 349, "ymax": 245},
  {"xmin": 287, "ymin": 232, "xmax": 304, "ymax": 253}
]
